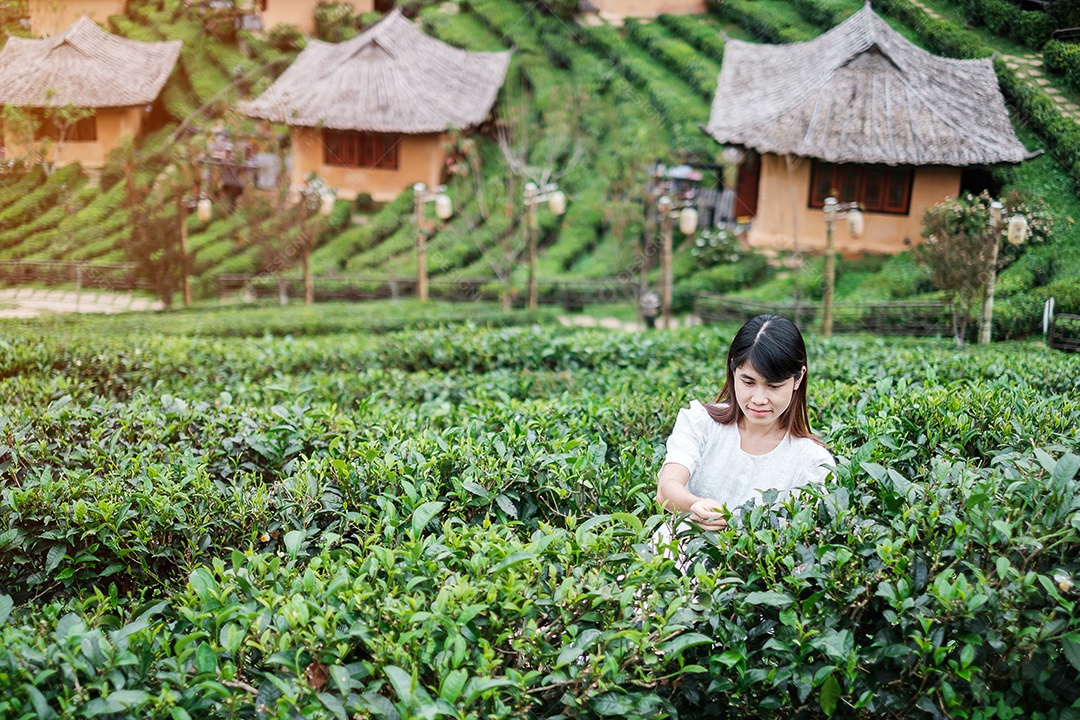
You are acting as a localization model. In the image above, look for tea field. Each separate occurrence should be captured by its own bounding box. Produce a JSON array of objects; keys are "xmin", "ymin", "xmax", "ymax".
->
[{"xmin": 1, "ymin": 304, "xmax": 1079, "ymax": 719}]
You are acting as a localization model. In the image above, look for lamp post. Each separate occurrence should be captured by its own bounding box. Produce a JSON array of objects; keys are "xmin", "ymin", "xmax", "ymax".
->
[
  {"xmin": 821, "ymin": 197, "xmax": 864, "ymax": 338},
  {"xmin": 413, "ymin": 182, "xmax": 453, "ymax": 303},
  {"xmin": 979, "ymin": 200, "xmax": 1028, "ymax": 345},
  {"xmin": 297, "ymin": 178, "xmax": 336, "ymax": 305},
  {"xmin": 523, "ymin": 181, "xmax": 567, "ymax": 310},
  {"xmin": 656, "ymin": 195, "xmax": 699, "ymax": 329},
  {"xmin": 176, "ymin": 191, "xmax": 212, "ymax": 308}
]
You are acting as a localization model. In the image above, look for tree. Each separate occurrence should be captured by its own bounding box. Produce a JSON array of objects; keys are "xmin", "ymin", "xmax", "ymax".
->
[
  {"xmin": 916, "ymin": 190, "xmax": 1052, "ymax": 345},
  {"xmin": 1, "ymin": 97, "xmax": 95, "ymax": 175}
]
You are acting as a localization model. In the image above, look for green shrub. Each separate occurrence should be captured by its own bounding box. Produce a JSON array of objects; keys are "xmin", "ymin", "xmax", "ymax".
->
[
  {"xmin": 266, "ymin": 22, "xmax": 304, "ymax": 51},
  {"xmin": 964, "ymin": 0, "xmax": 1054, "ymax": 50},
  {"xmin": 314, "ymin": 0, "xmax": 358, "ymax": 42},
  {"xmin": 1043, "ymin": 40, "xmax": 1080, "ymax": 96}
]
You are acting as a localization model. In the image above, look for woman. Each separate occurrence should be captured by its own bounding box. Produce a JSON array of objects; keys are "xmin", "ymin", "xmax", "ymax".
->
[{"xmin": 656, "ymin": 314, "xmax": 834, "ymax": 531}]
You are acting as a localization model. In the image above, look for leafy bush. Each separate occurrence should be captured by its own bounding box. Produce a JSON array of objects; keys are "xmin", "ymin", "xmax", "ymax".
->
[
  {"xmin": 314, "ymin": 0, "xmax": 358, "ymax": 42},
  {"xmin": 1044, "ymin": 40, "xmax": 1080, "ymax": 97},
  {"xmin": 265, "ymin": 22, "xmax": 304, "ymax": 51},
  {"xmin": 963, "ymin": 0, "xmax": 1055, "ymax": 50}
]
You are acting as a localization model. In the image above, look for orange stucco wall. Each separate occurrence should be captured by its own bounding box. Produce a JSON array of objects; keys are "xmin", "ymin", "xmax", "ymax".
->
[
  {"xmin": 588, "ymin": 0, "xmax": 706, "ymax": 17},
  {"xmin": 259, "ymin": 0, "xmax": 373, "ymax": 35},
  {"xmin": 289, "ymin": 127, "xmax": 447, "ymax": 202},
  {"xmin": 28, "ymin": 0, "xmax": 125, "ymax": 35},
  {"xmin": 744, "ymin": 153, "xmax": 962, "ymax": 256},
  {"xmin": 1, "ymin": 106, "xmax": 145, "ymax": 171}
]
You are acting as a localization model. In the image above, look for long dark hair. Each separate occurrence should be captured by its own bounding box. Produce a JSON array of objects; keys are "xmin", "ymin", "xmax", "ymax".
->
[{"xmin": 705, "ymin": 314, "xmax": 818, "ymax": 440}]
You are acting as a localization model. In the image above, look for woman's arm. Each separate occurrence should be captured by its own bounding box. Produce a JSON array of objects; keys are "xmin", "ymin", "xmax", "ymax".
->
[{"xmin": 656, "ymin": 462, "xmax": 728, "ymax": 530}]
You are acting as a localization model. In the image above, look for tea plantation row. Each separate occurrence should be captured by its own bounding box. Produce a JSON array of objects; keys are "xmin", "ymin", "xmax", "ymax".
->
[{"xmin": 1, "ymin": 310, "xmax": 1078, "ymax": 719}]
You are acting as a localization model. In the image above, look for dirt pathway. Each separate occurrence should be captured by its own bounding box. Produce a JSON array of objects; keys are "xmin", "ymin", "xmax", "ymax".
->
[{"xmin": 0, "ymin": 288, "xmax": 162, "ymax": 318}]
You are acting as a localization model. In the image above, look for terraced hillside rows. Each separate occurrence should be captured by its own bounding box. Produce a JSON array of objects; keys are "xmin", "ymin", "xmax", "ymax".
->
[{"xmin": 0, "ymin": 0, "xmax": 1078, "ymax": 325}]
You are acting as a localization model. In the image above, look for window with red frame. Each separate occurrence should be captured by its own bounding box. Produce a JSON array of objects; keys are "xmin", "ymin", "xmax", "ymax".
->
[
  {"xmin": 323, "ymin": 130, "xmax": 399, "ymax": 169},
  {"xmin": 809, "ymin": 161, "xmax": 913, "ymax": 215},
  {"xmin": 31, "ymin": 110, "xmax": 97, "ymax": 142}
]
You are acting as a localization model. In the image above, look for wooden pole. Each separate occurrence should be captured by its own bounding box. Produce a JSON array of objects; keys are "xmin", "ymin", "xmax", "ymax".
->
[
  {"xmin": 526, "ymin": 201, "xmax": 538, "ymax": 310},
  {"xmin": 415, "ymin": 193, "xmax": 428, "ymax": 303},
  {"xmin": 978, "ymin": 234, "xmax": 1000, "ymax": 345},
  {"xmin": 660, "ymin": 209, "xmax": 673, "ymax": 329},
  {"xmin": 821, "ymin": 197, "xmax": 837, "ymax": 338},
  {"xmin": 177, "ymin": 189, "xmax": 192, "ymax": 308}
]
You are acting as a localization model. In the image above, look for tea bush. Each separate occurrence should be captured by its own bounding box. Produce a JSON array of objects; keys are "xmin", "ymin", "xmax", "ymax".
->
[{"xmin": 1, "ymin": 309, "xmax": 1079, "ymax": 718}]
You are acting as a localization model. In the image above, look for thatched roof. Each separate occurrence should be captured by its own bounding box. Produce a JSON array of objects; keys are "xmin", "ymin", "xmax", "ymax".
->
[
  {"xmin": 241, "ymin": 9, "xmax": 511, "ymax": 133},
  {"xmin": 0, "ymin": 16, "xmax": 181, "ymax": 108},
  {"xmin": 705, "ymin": 3, "xmax": 1032, "ymax": 166}
]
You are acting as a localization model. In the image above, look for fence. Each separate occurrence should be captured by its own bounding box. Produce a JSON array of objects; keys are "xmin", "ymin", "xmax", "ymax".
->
[
  {"xmin": 1048, "ymin": 314, "xmax": 1080, "ymax": 352},
  {"xmin": 0, "ymin": 261, "xmax": 145, "ymax": 292},
  {"xmin": 694, "ymin": 293, "xmax": 953, "ymax": 337},
  {"xmin": 214, "ymin": 274, "xmax": 640, "ymax": 309}
]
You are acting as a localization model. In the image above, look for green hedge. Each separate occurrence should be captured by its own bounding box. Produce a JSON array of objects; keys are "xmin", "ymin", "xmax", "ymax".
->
[
  {"xmin": 962, "ymin": 0, "xmax": 1055, "ymax": 50},
  {"xmin": 704, "ymin": 0, "xmax": 816, "ymax": 44},
  {"xmin": 656, "ymin": 14, "xmax": 727, "ymax": 64},
  {"xmin": 623, "ymin": 19, "xmax": 722, "ymax": 100},
  {"xmin": 1044, "ymin": 40, "xmax": 1080, "ymax": 97}
]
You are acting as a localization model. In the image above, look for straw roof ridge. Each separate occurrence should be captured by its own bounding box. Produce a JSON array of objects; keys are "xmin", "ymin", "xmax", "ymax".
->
[
  {"xmin": 241, "ymin": 8, "xmax": 512, "ymax": 134},
  {"xmin": 0, "ymin": 15, "xmax": 182, "ymax": 108},
  {"xmin": 705, "ymin": 4, "xmax": 1030, "ymax": 166}
]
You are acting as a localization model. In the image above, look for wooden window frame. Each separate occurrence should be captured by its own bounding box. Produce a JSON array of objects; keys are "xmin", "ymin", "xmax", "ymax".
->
[
  {"xmin": 322, "ymin": 129, "xmax": 399, "ymax": 170},
  {"xmin": 30, "ymin": 109, "xmax": 97, "ymax": 143},
  {"xmin": 808, "ymin": 161, "xmax": 914, "ymax": 215}
]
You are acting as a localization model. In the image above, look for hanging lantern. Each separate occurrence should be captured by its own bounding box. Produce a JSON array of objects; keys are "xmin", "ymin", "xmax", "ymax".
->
[
  {"xmin": 722, "ymin": 146, "xmax": 745, "ymax": 167},
  {"xmin": 548, "ymin": 190, "xmax": 567, "ymax": 216},
  {"xmin": 435, "ymin": 193, "xmax": 453, "ymax": 220},
  {"xmin": 1007, "ymin": 214, "xmax": 1029, "ymax": 246},
  {"xmin": 319, "ymin": 192, "xmax": 335, "ymax": 217},
  {"xmin": 847, "ymin": 208, "xmax": 864, "ymax": 238},
  {"xmin": 196, "ymin": 196, "xmax": 212, "ymax": 223},
  {"xmin": 678, "ymin": 207, "xmax": 699, "ymax": 235}
]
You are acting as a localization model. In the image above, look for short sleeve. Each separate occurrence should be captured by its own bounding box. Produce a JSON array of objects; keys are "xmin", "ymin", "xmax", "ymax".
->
[
  {"xmin": 662, "ymin": 400, "xmax": 710, "ymax": 478},
  {"xmin": 802, "ymin": 445, "xmax": 836, "ymax": 486}
]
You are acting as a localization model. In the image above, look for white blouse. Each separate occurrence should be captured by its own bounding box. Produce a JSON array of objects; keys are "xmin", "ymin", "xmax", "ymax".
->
[{"xmin": 663, "ymin": 400, "xmax": 835, "ymax": 511}]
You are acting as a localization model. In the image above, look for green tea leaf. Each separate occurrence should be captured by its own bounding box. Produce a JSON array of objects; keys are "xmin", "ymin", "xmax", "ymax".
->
[
  {"xmin": 330, "ymin": 664, "xmax": 352, "ymax": 694},
  {"xmin": 658, "ymin": 632, "xmax": 712, "ymax": 656},
  {"xmin": 284, "ymin": 530, "xmax": 305, "ymax": 557},
  {"xmin": 24, "ymin": 684, "xmax": 57, "ymax": 720},
  {"xmin": 0, "ymin": 594, "xmax": 12, "ymax": 626},
  {"xmin": 495, "ymin": 493, "xmax": 518, "ymax": 519},
  {"xmin": 1051, "ymin": 453, "xmax": 1080, "ymax": 488},
  {"xmin": 318, "ymin": 692, "xmax": 348, "ymax": 720},
  {"xmin": 745, "ymin": 591, "xmax": 794, "ymax": 608},
  {"xmin": 820, "ymin": 673, "xmax": 841, "ymax": 717},
  {"xmin": 45, "ymin": 544, "xmax": 65, "ymax": 575},
  {"xmin": 460, "ymin": 480, "xmax": 490, "ymax": 500},
  {"xmin": 440, "ymin": 668, "xmax": 468, "ymax": 703},
  {"xmin": 385, "ymin": 664, "xmax": 414, "ymax": 705},
  {"xmin": 195, "ymin": 642, "xmax": 218, "ymax": 674},
  {"xmin": 1063, "ymin": 636, "xmax": 1080, "ymax": 674},
  {"xmin": 188, "ymin": 567, "xmax": 217, "ymax": 603},
  {"xmin": 411, "ymin": 501, "xmax": 445, "ymax": 536}
]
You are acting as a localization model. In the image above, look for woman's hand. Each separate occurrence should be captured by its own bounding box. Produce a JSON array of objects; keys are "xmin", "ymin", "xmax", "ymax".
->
[{"xmin": 689, "ymin": 499, "xmax": 728, "ymax": 531}]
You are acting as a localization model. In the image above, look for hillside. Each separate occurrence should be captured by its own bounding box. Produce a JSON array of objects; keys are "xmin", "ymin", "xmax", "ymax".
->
[{"xmin": 0, "ymin": 0, "xmax": 1078, "ymax": 332}]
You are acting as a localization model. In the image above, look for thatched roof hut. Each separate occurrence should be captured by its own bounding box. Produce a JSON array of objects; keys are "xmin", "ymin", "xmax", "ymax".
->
[
  {"xmin": 705, "ymin": 3, "xmax": 1032, "ymax": 166},
  {"xmin": 241, "ymin": 9, "xmax": 511, "ymax": 133},
  {"xmin": 0, "ymin": 15, "xmax": 181, "ymax": 108}
]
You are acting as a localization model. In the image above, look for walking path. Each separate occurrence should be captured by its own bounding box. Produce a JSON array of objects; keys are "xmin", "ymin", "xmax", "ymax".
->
[
  {"xmin": 557, "ymin": 314, "xmax": 701, "ymax": 332},
  {"xmin": 0, "ymin": 288, "xmax": 162, "ymax": 318}
]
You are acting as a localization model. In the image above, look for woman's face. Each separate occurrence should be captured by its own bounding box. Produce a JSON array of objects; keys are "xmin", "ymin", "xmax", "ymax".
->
[{"xmin": 732, "ymin": 362, "xmax": 802, "ymax": 432}]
